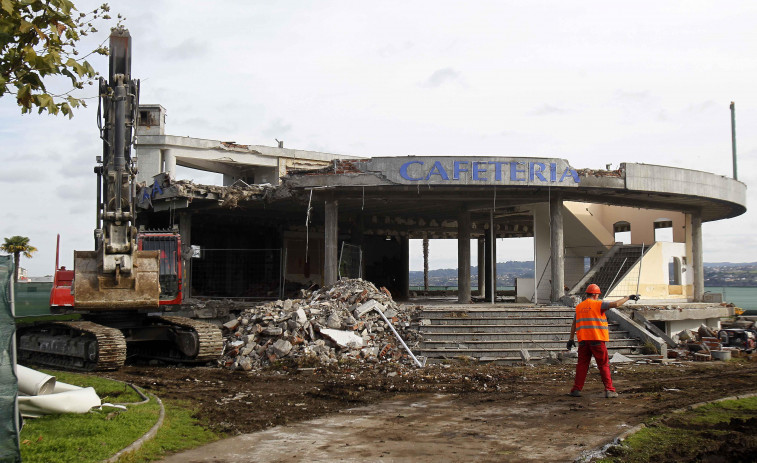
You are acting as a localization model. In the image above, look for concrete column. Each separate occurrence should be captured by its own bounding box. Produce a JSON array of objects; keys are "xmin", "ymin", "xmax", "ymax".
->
[
  {"xmin": 550, "ymin": 193, "xmax": 565, "ymax": 302},
  {"xmin": 457, "ymin": 210, "xmax": 471, "ymax": 303},
  {"xmin": 400, "ymin": 236, "xmax": 410, "ymax": 300},
  {"xmin": 423, "ymin": 238, "xmax": 429, "ymax": 292},
  {"xmin": 484, "ymin": 219, "xmax": 497, "ymax": 302},
  {"xmin": 477, "ymin": 237, "xmax": 485, "ymax": 297},
  {"xmin": 162, "ymin": 149, "xmax": 176, "ymax": 180},
  {"xmin": 692, "ymin": 210, "xmax": 704, "ymax": 302},
  {"xmin": 324, "ymin": 197, "xmax": 338, "ymax": 286},
  {"xmin": 178, "ymin": 212, "xmax": 192, "ymax": 299}
]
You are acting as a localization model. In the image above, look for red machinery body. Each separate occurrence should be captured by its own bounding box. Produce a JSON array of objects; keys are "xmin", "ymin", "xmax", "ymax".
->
[
  {"xmin": 50, "ymin": 231, "xmax": 182, "ymax": 309},
  {"xmin": 49, "ymin": 267, "xmax": 75, "ymax": 308}
]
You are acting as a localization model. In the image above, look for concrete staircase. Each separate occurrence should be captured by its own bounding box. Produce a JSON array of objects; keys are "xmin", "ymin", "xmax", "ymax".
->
[
  {"xmin": 417, "ymin": 306, "xmax": 643, "ymax": 365},
  {"xmin": 572, "ymin": 245, "xmax": 644, "ymax": 296}
]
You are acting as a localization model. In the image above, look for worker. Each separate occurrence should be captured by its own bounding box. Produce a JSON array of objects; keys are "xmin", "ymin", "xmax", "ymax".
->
[{"xmin": 566, "ymin": 284, "xmax": 639, "ymax": 398}]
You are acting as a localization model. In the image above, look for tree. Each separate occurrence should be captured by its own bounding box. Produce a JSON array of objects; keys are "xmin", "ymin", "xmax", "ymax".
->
[
  {"xmin": 0, "ymin": 0, "xmax": 120, "ymax": 117},
  {"xmin": 1, "ymin": 235, "xmax": 37, "ymax": 283}
]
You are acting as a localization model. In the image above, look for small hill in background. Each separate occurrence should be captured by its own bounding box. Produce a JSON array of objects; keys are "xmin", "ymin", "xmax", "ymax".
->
[{"xmin": 409, "ymin": 262, "xmax": 757, "ymax": 287}]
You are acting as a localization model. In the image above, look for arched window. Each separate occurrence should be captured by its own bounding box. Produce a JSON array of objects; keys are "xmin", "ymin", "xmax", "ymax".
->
[
  {"xmin": 613, "ymin": 221, "xmax": 631, "ymax": 244},
  {"xmin": 654, "ymin": 219, "xmax": 673, "ymax": 242}
]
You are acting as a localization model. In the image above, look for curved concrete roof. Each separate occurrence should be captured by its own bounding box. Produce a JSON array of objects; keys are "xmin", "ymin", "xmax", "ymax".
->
[{"xmin": 284, "ymin": 156, "xmax": 746, "ymax": 222}]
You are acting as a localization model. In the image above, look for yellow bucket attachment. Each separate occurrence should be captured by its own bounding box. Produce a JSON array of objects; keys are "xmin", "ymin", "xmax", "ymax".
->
[{"xmin": 73, "ymin": 250, "xmax": 161, "ymax": 310}]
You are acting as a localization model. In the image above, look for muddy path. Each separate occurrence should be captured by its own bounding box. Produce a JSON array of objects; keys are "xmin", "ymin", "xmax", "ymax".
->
[{"xmin": 102, "ymin": 360, "xmax": 757, "ymax": 462}]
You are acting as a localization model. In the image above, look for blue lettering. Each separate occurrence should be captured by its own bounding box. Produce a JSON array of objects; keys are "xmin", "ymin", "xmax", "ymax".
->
[
  {"xmin": 453, "ymin": 161, "xmax": 469, "ymax": 180},
  {"xmin": 425, "ymin": 161, "xmax": 450, "ymax": 181},
  {"xmin": 550, "ymin": 163, "xmax": 557, "ymax": 182},
  {"xmin": 488, "ymin": 161, "xmax": 507, "ymax": 181},
  {"xmin": 472, "ymin": 161, "xmax": 487, "ymax": 181},
  {"xmin": 529, "ymin": 162, "xmax": 547, "ymax": 182},
  {"xmin": 559, "ymin": 168, "xmax": 580, "ymax": 183},
  {"xmin": 510, "ymin": 162, "xmax": 526, "ymax": 181},
  {"xmin": 399, "ymin": 161, "xmax": 424, "ymax": 181}
]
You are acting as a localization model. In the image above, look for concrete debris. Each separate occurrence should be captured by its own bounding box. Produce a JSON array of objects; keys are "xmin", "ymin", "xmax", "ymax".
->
[
  {"xmin": 219, "ymin": 279, "xmax": 421, "ymax": 370},
  {"xmin": 665, "ymin": 318, "xmax": 757, "ymax": 362},
  {"xmin": 320, "ymin": 329, "xmax": 364, "ymax": 349},
  {"xmin": 269, "ymin": 339, "xmax": 293, "ymax": 358},
  {"xmin": 609, "ymin": 352, "xmax": 633, "ymax": 363}
]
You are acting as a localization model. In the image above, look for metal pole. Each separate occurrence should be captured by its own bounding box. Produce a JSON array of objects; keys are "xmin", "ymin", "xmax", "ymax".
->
[
  {"xmin": 607, "ymin": 258, "xmax": 627, "ymax": 296},
  {"xmin": 372, "ymin": 305, "xmax": 423, "ymax": 367},
  {"xmin": 9, "ymin": 259, "xmax": 19, "ymax": 452},
  {"xmin": 490, "ymin": 209, "xmax": 495, "ymax": 304},
  {"xmin": 635, "ymin": 243, "xmax": 645, "ymax": 297},
  {"xmin": 731, "ymin": 102, "xmax": 738, "ymax": 180}
]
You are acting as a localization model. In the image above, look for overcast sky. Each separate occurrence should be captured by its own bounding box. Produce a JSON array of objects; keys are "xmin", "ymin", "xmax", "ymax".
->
[{"xmin": 2, "ymin": 1, "xmax": 757, "ymax": 276}]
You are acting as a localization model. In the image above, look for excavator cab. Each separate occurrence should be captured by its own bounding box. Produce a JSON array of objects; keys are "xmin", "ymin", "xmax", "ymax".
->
[{"xmin": 138, "ymin": 231, "xmax": 182, "ymax": 305}]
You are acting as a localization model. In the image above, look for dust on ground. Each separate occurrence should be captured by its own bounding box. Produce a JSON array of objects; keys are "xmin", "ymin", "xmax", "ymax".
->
[{"xmin": 100, "ymin": 360, "xmax": 757, "ymax": 462}]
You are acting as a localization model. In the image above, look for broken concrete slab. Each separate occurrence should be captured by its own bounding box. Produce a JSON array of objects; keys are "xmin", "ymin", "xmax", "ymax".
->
[
  {"xmin": 354, "ymin": 300, "xmax": 384, "ymax": 318},
  {"xmin": 269, "ymin": 339, "xmax": 293, "ymax": 357},
  {"xmin": 326, "ymin": 313, "xmax": 342, "ymax": 329},
  {"xmin": 609, "ymin": 352, "xmax": 633, "ymax": 363},
  {"xmin": 320, "ymin": 328, "xmax": 364, "ymax": 349}
]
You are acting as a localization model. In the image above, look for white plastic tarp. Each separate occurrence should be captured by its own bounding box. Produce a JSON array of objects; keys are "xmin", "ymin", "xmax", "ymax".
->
[{"xmin": 16, "ymin": 365, "xmax": 101, "ymax": 418}]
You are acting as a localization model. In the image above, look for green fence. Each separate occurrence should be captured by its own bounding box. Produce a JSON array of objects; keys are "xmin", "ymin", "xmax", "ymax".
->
[
  {"xmin": 0, "ymin": 256, "xmax": 20, "ymax": 462},
  {"xmin": 13, "ymin": 281, "xmax": 53, "ymax": 317}
]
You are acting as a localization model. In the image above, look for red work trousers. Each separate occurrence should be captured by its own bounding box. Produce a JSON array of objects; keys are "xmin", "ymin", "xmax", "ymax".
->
[{"xmin": 571, "ymin": 340, "xmax": 615, "ymax": 392}]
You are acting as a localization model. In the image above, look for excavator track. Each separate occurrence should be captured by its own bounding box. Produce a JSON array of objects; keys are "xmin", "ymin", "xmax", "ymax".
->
[
  {"xmin": 18, "ymin": 321, "xmax": 126, "ymax": 371},
  {"xmin": 155, "ymin": 316, "xmax": 224, "ymax": 362},
  {"xmin": 126, "ymin": 315, "xmax": 224, "ymax": 363}
]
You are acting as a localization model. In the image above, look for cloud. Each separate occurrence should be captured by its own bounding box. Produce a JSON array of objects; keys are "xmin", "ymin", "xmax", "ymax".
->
[
  {"xmin": 159, "ymin": 39, "xmax": 209, "ymax": 61},
  {"xmin": 0, "ymin": 169, "xmax": 46, "ymax": 183},
  {"xmin": 378, "ymin": 41, "xmax": 414, "ymax": 58},
  {"xmin": 262, "ymin": 119, "xmax": 293, "ymax": 139},
  {"xmin": 530, "ymin": 105, "xmax": 568, "ymax": 116},
  {"xmin": 685, "ymin": 101, "xmax": 718, "ymax": 113},
  {"xmin": 55, "ymin": 184, "xmax": 94, "ymax": 201},
  {"xmin": 614, "ymin": 90, "xmax": 651, "ymax": 102},
  {"xmin": 421, "ymin": 67, "xmax": 464, "ymax": 88}
]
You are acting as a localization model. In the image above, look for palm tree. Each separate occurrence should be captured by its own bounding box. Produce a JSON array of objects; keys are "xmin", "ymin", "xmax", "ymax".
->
[{"xmin": 1, "ymin": 236, "xmax": 38, "ymax": 283}]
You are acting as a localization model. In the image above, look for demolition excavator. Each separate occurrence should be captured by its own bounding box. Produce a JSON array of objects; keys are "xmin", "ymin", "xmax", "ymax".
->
[{"xmin": 17, "ymin": 28, "xmax": 223, "ymax": 371}]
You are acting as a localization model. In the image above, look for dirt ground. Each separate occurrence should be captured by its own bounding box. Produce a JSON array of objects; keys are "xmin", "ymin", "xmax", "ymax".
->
[{"xmin": 98, "ymin": 358, "xmax": 757, "ymax": 462}]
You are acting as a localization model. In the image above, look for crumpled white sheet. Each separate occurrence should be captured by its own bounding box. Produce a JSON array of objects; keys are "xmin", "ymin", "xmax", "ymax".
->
[{"xmin": 17, "ymin": 365, "xmax": 101, "ymax": 418}]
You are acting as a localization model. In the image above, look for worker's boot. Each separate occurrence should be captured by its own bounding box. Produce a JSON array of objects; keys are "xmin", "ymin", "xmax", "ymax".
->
[
  {"xmin": 569, "ymin": 390, "xmax": 581, "ymax": 397},
  {"xmin": 605, "ymin": 390, "xmax": 618, "ymax": 398}
]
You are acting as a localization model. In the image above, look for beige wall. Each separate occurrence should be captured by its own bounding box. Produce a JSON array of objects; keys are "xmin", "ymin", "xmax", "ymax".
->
[
  {"xmin": 566, "ymin": 202, "xmax": 686, "ymax": 245},
  {"xmin": 607, "ymin": 241, "xmax": 692, "ymax": 300}
]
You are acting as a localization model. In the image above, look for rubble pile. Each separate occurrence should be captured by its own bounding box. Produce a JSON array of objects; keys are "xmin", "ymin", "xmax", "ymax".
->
[
  {"xmin": 671, "ymin": 322, "xmax": 755, "ymax": 361},
  {"xmin": 219, "ymin": 279, "xmax": 422, "ymax": 370}
]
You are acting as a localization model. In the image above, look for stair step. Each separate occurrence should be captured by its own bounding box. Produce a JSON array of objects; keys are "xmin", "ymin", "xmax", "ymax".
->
[
  {"xmin": 419, "ymin": 331, "xmax": 631, "ymax": 341},
  {"xmin": 419, "ymin": 346, "xmax": 639, "ymax": 358},
  {"xmin": 420, "ymin": 317, "xmax": 575, "ymax": 326},
  {"xmin": 420, "ymin": 339, "xmax": 639, "ymax": 349},
  {"xmin": 420, "ymin": 323, "xmax": 620, "ymax": 333}
]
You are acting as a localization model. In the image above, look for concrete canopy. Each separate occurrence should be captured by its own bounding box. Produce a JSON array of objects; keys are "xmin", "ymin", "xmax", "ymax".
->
[{"xmin": 280, "ymin": 157, "xmax": 746, "ymax": 231}]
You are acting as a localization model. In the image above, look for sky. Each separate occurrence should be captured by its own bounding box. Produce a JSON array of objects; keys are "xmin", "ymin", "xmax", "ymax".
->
[{"xmin": 2, "ymin": 1, "xmax": 757, "ymax": 276}]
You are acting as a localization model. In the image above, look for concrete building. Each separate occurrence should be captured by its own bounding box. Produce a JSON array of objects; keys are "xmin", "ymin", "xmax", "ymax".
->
[{"xmin": 134, "ymin": 106, "xmax": 746, "ymax": 338}]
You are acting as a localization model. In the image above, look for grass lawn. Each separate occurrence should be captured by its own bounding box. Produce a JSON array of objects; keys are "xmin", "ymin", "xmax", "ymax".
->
[
  {"xmin": 599, "ymin": 395, "xmax": 757, "ymax": 462},
  {"xmin": 19, "ymin": 370, "xmax": 221, "ymax": 463}
]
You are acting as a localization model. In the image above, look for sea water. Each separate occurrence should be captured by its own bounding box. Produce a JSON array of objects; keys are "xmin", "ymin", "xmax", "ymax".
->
[
  {"xmin": 411, "ymin": 285, "xmax": 757, "ymax": 313},
  {"xmin": 705, "ymin": 287, "xmax": 757, "ymax": 314}
]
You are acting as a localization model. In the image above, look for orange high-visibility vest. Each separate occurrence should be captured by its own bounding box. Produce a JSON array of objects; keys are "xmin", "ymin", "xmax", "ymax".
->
[{"xmin": 574, "ymin": 299, "xmax": 609, "ymax": 342}]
